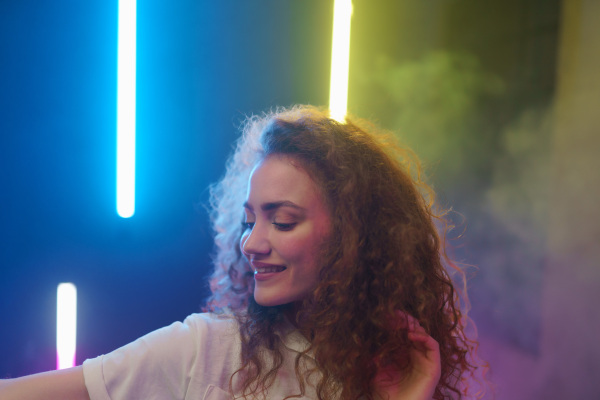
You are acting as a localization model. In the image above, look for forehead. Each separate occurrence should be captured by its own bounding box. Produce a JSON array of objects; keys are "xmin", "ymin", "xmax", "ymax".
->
[{"xmin": 246, "ymin": 155, "xmax": 325, "ymax": 211}]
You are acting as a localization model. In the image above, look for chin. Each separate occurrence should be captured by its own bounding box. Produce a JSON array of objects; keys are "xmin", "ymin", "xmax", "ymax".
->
[
  {"xmin": 254, "ymin": 293, "xmax": 295, "ymax": 307},
  {"xmin": 254, "ymin": 296, "xmax": 285, "ymax": 307}
]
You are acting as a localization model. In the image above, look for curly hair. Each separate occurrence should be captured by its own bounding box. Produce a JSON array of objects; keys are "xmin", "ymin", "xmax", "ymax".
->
[{"xmin": 205, "ymin": 105, "xmax": 483, "ymax": 399}]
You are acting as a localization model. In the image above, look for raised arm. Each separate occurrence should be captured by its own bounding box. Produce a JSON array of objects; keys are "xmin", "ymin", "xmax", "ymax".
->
[
  {"xmin": 0, "ymin": 366, "xmax": 90, "ymax": 400},
  {"xmin": 373, "ymin": 313, "xmax": 441, "ymax": 400}
]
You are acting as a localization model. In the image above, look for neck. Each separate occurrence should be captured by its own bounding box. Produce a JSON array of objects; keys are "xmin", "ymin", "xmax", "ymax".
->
[
  {"xmin": 282, "ymin": 302, "xmax": 300, "ymax": 326},
  {"xmin": 283, "ymin": 301, "xmax": 316, "ymax": 341}
]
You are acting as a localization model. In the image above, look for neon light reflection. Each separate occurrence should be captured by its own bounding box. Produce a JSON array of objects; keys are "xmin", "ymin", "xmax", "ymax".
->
[
  {"xmin": 329, "ymin": 0, "xmax": 352, "ymax": 122},
  {"xmin": 57, "ymin": 283, "xmax": 77, "ymax": 370},
  {"xmin": 117, "ymin": 0, "xmax": 137, "ymax": 218}
]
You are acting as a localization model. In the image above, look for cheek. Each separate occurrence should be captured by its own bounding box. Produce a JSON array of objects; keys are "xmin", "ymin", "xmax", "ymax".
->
[{"xmin": 285, "ymin": 232, "xmax": 327, "ymax": 266}]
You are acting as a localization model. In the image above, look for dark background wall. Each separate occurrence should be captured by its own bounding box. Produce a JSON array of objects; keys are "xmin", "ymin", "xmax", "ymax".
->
[
  {"xmin": 0, "ymin": 0, "xmax": 332, "ymax": 376},
  {"xmin": 1, "ymin": 1, "xmax": 598, "ymax": 399}
]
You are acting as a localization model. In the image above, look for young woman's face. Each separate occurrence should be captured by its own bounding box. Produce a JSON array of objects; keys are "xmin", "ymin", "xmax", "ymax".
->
[{"xmin": 241, "ymin": 155, "xmax": 332, "ymax": 307}]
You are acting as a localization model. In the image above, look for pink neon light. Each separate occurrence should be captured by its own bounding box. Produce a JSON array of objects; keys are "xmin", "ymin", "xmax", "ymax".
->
[
  {"xmin": 56, "ymin": 283, "xmax": 77, "ymax": 369},
  {"xmin": 56, "ymin": 353, "xmax": 76, "ymax": 370}
]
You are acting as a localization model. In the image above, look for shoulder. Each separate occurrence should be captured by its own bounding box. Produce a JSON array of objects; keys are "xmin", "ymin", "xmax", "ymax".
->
[
  {"xmin": 91, "ymin": 313, "xmax": 240, "ymax": 364},
  {"xmin": 182, "ymin": 312, "xmax": 238, "ymax": 334},
  {"xmin": 82, "ymin": 313, "xmax": 243, "ymax": 400},
  {"xmin": 180, "ymin": 312, "xmax": 240, "ymax": 349}
]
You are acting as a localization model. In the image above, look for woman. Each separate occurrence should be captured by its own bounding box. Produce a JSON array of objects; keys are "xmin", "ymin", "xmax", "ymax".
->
[{"xmin": 0, "ymin": 105, "xmax": 480, "ymax": 399}]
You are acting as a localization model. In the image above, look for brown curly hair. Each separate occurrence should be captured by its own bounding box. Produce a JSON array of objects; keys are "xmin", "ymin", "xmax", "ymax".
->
[{"xmin": 205, "ymin": 105, "xmax": 483, "ymax": 399}]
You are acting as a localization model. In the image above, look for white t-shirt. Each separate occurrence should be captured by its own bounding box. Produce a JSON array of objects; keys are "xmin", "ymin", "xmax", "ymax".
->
[{"xmin": 82, "ymin": 313, "xmax": 319, "ymax": 400}]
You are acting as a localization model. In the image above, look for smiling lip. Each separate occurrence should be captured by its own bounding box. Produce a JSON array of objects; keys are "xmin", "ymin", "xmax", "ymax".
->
[{"xmin": 251, "ymin": 261, "xmax": 287, "ymax": 276}]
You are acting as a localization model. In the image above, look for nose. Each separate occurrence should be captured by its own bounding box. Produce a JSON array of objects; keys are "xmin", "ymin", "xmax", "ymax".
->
[{"xmin": 240, "ymin": 223, "xmax": 271, "ymax": 257}]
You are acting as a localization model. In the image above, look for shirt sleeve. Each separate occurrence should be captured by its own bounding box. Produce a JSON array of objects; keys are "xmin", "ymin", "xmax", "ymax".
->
[{"xmin": 82, "ymin": 314, "xmax": 204, "ymax": 400}]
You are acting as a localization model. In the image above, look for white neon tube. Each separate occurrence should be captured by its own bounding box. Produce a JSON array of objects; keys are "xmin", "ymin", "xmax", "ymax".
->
[
  {"xmin": 57, "ymin": 283, "xmax": 77, "ymax": 370},
  {"xmin": 329, "ymin": 0, "xmax": 352, "ymax": 122},
  {"xmin": 117, "ymin": 0, "xmax": 137, "ymax": 218}
]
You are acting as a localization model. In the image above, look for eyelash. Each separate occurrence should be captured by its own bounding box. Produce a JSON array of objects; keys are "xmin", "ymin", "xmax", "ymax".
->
[
  {"xmin": 241, "ymin": 221, "xmax": 295, "ymax": 231},
  {"xmin": 273, "ymin": 222, "xmax": 295, "ymax": 231}
]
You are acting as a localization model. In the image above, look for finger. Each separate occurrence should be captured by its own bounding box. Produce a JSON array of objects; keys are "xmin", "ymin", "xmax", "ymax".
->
[
  {"xmin": 393, "ymin": 311, "xmax": 424, "ymax": 331},
  {"xmin": 409, "ymin": 333, "xmax": 440, "ymax": 364},
  {"xmin": 392, "ymin": 310, "xmax": 409, "ymax": 330},
  {"xmin": 403, "ymin": 313, "xmax": 421, "ymax": 330},
  {"xmin": 408, "ymin": 333, "xmax": 440, "ymax": 367},
  {"xmin": 407, "ymin": 331, "xmax": 429, "ymax": 343},
  {"xmin": 408, "ymin": 331, "xmax": 438, "ymax": 350}
]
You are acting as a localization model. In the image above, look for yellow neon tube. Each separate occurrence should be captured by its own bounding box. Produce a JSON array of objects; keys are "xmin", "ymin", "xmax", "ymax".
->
[{"xmin": 329, "ymin": 0, "xmax": 352, "ymax": 122}]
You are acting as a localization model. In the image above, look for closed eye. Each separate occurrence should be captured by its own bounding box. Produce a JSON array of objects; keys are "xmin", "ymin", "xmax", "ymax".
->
[{"xmin": 273, "ymin": 222, "xmax": 296, "ymax": 231}]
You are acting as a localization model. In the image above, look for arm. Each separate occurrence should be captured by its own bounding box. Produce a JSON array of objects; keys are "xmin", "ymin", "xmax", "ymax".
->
[{"xmin": 0, "ymin": 366, "xmax": 90, "ymax": 400}]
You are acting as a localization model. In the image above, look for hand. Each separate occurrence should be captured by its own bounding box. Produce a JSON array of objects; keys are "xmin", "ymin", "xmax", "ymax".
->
[{"xmin": 373, "ymin": 312, "xmax": 441, "ymax": 400}]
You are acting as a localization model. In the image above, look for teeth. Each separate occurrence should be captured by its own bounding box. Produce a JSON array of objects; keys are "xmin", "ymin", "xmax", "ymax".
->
[{"xmin": 255, "ymin": 266, "xmax": 286, "ymax": 274}]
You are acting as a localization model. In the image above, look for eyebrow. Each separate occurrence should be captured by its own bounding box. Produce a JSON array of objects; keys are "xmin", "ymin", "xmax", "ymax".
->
[{"xmin": 243, "ymin": 200, "xmax": 306, "ymax": 212}]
